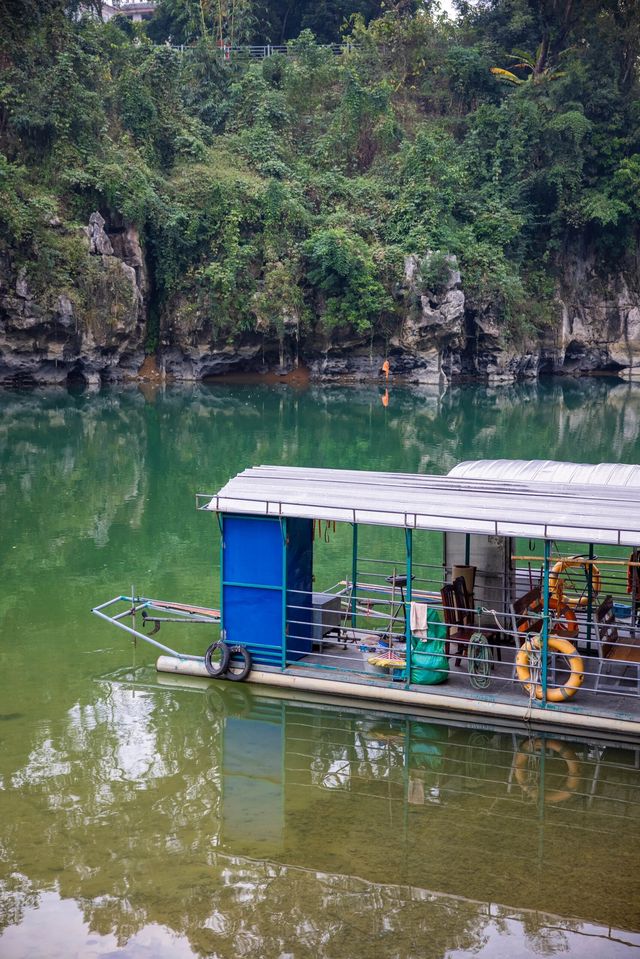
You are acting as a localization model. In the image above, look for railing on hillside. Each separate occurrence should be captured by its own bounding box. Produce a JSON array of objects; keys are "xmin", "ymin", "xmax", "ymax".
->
[{"xmin": 171, "ymin": 42, "xmax": 356, "ymax": 60}]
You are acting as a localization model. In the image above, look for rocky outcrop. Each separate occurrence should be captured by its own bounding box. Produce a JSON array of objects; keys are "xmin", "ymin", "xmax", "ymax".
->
[
  {"xmin": 0, "ymin": 212, "xmax": 147, "ymax": 387},
  {"xmin": 554, "ymin": 251, "xmax": 640, "ymax": 379},
  {"xmin": 2, "ymin": 227, "xmax": 639, "ymax": 386}
]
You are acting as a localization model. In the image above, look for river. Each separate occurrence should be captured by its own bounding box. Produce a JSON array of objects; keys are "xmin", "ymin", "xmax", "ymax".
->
[{"xmin": 1, "ymin": 377, "xmax": 640, "ymax": 957}]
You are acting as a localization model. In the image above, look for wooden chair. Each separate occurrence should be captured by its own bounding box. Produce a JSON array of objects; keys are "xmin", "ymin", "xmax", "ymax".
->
[
  {"xmin": 441, "ymin": 577, "xmax": 501, "ymax": 668},
  {"xmin": 509, "ymin": 586, "xmax": 543, "ymax": 643},
  {"xmin": 594, "ymin": 595, "xmax": 640, "ymax": 692}
]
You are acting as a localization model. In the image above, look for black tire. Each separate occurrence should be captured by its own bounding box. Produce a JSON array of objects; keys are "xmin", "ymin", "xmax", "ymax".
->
[
  {"xmin": 204, "ymin": 641, "xmax": 230, "ymax": 678},
  {"xmin": 224, "ymin": 645, "xmax": 252, "ymax": 682}
]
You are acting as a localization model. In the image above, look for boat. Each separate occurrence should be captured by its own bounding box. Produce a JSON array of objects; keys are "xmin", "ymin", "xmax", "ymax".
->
[{"xmin": 92, "ymin": 459, "xmax": 640, "ymax": 741}]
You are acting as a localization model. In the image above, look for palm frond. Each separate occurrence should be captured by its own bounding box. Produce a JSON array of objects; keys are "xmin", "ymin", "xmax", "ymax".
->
[
  {"xmin": 490, "ymin": 67, "xmax": 525, "ymax": 84},
  {"xmin": 510, "ymin": 49, "xmax": 536, "ymax": 66}
]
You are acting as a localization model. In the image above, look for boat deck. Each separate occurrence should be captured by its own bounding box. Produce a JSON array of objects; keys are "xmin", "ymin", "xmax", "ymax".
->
[{"xmin": 285, "ymin": 639, "xmax": 640, "ymax": 729}]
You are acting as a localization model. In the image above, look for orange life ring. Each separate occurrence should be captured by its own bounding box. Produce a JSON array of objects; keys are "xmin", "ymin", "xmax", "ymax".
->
[
  {"xmin": 548, "ymin": 597, "xmax": 579, "ymax": 639},
  {"xmin": 515, "ymin": 634, "xmax": 584, "ymax": 702},
  {"xmin": 517, "ymin": 596, "xmax": 578, "ymax": 640},
  {"xmin": 549, "ymin": 556, "xmax": 601, "ymax": 608},
  {"xmin": 514, "ymin": 738, "xmax": 581, "ymax": 803}
]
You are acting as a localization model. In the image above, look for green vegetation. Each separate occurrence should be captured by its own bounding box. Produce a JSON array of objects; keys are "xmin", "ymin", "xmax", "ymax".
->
[{"xmin": 0, "ymin": 0, "xmax": 638, "ymax": 346}]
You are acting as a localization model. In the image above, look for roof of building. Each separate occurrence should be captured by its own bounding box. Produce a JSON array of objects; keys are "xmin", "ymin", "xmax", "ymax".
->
[
  {"xmin": 205, "ymin": 463, "xmax": 640, "ymax": 546},
  {"xmin": 448, "ymin": 459, "xmax": 640, "ymax": 488}
]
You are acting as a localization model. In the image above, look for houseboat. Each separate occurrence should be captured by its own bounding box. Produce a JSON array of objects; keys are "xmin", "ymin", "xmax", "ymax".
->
[{"xmin": 92, "ymin": 460, "xmax": 640, "ymax": 741}]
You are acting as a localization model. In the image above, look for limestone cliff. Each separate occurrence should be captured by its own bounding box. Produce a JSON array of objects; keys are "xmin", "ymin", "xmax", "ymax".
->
[
  {"xmin": 0, "ymin": 213, "xmax": 147, "ymax": 387},
  {"xmin": 1, "ymin": 225, "xmax": 639, "ymax": 386}
]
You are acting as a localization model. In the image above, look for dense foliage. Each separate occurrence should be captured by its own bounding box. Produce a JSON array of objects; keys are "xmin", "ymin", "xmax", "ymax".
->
[{"xmin": 1, "ymin": 0, "xmax": 638, "ymax": 347}]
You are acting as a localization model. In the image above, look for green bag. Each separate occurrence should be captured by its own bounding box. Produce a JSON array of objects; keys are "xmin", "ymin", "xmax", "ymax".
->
[{"xmin": 410, "ymin": 607, "xmax": 449, "ymax": 685}]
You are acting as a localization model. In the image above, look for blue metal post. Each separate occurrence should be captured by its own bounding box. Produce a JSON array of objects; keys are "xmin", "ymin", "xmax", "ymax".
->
[
  {"xmin": 351, "ymin": 523, "xmax": 358, "ymax": 629},
  {"xmin": 281, "ymin": 517, "xmax": 287, "ymax": 671},
  {"xmin": 541, "ymin": 539, "xmax": 551, "ymax": 706},
  {"xmin": 219, "ymin": 515, "xmax": 225, "ymax": 640},
  {"xmin": 405, "ymin": 527, "xmax": 413, "ymax": 686}
]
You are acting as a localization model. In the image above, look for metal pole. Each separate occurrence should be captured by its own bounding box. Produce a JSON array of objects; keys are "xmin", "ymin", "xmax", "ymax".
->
[
  {"xmin": 91, "ymin": 607, "xmax": 202, "ymax": 660},
  {"xmin": 465, "ymin": 533, "xmax": 470, "ymax": 567},
  {"xmin": 219, "ymin": 515, "xmax": 225, "ymax": 641},
  {"xmin": 281, "ymin": 517, "xmax": 288, "ymax": 671},
  {"xmin": 586, "ymin": 542, "xmax": 594, "ymax": 652},
  {"xmin": 633, "ymin": 546, "xmax": 639, "ymax": 627},
  {"xmin": 405, "ymin": 528, "xmax": 413, "ymax": 687},
  {"xmin": 541, "ymin": 540, "xmax": 551, "ymax": 706},
  {"xmin": 351, "ymin": 523, "xmax": 358, "ymax": 629}
]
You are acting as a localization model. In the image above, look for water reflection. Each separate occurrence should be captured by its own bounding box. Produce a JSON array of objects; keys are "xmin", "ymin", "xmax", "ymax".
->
[{"xmin": 1, "ymin": 671, "xmax": 639, "ymax": 958}]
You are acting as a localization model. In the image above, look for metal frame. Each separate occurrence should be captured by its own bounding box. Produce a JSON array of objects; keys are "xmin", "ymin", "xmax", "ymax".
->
[{"xmin": 91, "ymin": 595, "xmax": 216, "ymax": 660}]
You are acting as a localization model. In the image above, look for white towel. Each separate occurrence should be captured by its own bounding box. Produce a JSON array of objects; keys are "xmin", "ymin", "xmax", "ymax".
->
[{"xmin": 410, "ymin": 601, "xmax": 429, "ymax": 639}]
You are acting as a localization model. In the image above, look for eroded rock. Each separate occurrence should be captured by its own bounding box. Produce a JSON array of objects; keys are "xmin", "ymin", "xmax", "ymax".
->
[
  {"xmin": 87, "ymin": 212, "xmax": 114, "ymax": 256},
  {"xmin": 0, "ymin": 214, "xmax": 146, "ymax": 387}
]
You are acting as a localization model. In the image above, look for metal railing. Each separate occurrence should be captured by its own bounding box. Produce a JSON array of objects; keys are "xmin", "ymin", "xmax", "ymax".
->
[
  {"xmin": 170, "ymin": 42, "xmax": 356, "ymax": 60},
  {"xmin": 280, "ymin": 553, "xmax": 640, "ymax": 717}
]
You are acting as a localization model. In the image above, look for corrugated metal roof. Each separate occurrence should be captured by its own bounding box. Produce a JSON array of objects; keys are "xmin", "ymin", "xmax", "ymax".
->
[
  {"xmin": 448, "ymin": 459, "xmax": 640, "ymax": 487},
  {"xmin": 205, "ymin": 464, "xmax": 640, "ymax": 546}
]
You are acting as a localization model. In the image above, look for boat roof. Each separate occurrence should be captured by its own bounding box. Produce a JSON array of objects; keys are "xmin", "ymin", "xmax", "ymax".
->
[
  {"xmin": 448, "ymin": 459, "xmax": 640, "ymax": 488},
  {"xmin": 205, "ymin": 464, "xmax": 640, "ymax": 546}
]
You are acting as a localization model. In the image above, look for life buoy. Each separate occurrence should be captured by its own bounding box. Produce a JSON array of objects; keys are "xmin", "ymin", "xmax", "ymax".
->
[
  {"xmin": 514, "ymin": 738, "xmax": 581, "ymax": 803},
  {"xmin": 549, "ymin": 556, "xmax": 601, "ymax": 608},
  {"xmin": 517, "ymin": 596, "xmax": 578, "ymax": 640},
  {"xmin": 548, "ymin": 597, "xmax": 579, "ymax": 639},
  {"xmin": 515, "ymin": 633, "xmax": 584, "ymax": 702}
]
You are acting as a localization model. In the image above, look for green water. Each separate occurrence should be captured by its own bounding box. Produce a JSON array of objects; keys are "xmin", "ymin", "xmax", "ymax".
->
[{"xmin": 2, "ymin": 378, "xmax": 640, "ymax": 958}]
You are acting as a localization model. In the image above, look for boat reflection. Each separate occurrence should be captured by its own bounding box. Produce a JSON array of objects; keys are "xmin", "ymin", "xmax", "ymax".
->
[
  {"xmin": 1, "ymin": 673, "xmax": 640, "ymax": 958},
  {"xmin": 200, "ymin": 681, "xmax": 640, "ymax": 937}
]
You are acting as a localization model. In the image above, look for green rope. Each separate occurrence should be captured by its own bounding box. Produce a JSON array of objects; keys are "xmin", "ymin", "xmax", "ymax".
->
[{"xmin": 467, "ymin": 632, "xmax": 491, "ymax": 689}]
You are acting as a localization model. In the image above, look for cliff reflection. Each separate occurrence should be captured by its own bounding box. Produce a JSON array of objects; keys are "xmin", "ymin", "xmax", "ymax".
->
[
  {"xmin": 2, "ymin": 377, "xmax": 640, "ymax": 611},
  {"xmin": 1, "ymin": 675, "xmax": 639, "ymax": 958}
]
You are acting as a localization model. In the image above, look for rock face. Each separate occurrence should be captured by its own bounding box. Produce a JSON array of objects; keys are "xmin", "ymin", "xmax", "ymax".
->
[
  {"xmin": 457, "ymin": 247, "xmax": 640, "ymax": 384},
  {"xmin": 554, "ymin": 251, "xmax": 640, "ymax": 379},
  {"xmin": 86, "ymin": 212, "xmax": 114, "ymax": 256},
  {"xmin": 1, "ymin": 228, "xmax": 639, "ymax": 386},
  {"xmin": 0, "ymin": 213, "xmax": 147, "ymax": 387}
]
